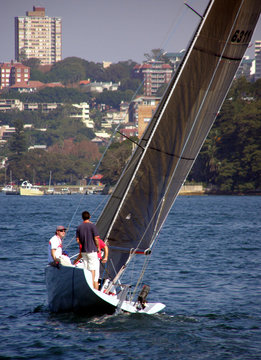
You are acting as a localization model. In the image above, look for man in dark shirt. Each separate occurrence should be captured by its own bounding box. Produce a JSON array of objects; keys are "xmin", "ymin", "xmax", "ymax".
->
[{"xmin": 76, "ymin": 211, "xmax": 100, "ymax": 289}]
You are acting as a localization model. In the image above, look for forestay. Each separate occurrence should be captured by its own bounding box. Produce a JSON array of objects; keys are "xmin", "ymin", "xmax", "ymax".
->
[{"xmin": 96, "ymin": 0, "xmax": 261, "ymax": 279}]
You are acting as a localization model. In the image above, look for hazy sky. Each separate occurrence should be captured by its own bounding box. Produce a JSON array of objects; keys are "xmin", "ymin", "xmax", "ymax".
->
[{"xmin": 0, "ymin": 0, "xmax": 260, "ymax": 64}]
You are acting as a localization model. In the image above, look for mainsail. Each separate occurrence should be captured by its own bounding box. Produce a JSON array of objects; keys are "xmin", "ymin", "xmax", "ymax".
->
[{"xmin": 96, "ymin": 0, "xmax": 261, "ymax": 279}]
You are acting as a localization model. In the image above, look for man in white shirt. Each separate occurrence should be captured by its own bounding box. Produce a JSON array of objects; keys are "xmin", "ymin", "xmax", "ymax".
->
[{"xmin": 48, "ymin": 225, "xmax": 66, "ymax": 264}]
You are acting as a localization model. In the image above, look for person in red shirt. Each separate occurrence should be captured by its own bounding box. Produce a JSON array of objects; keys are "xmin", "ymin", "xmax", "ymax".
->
[{"xmin": 97, "ymin": 237, "xmax": 108, "ymax": 263}]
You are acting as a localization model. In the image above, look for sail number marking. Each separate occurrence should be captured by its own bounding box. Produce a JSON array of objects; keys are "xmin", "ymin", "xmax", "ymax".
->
[{"xmin": 231, "ymin": 30, "xmax": 252, "ymax": 43}]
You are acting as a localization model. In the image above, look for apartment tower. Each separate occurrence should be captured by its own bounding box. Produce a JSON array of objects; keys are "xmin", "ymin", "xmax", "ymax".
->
[
  {"xmin": 255, "ymin": 40, "xmax": 261, "ymax": 80},
  {"xmin": 15, "ymin": 7, "xmax": 61, "ymax": 65}
]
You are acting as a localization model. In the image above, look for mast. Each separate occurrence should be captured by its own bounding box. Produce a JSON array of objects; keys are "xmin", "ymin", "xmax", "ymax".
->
[{"xmin": 48, "ymin": 171, "xmax": 52, "ymax": 190}]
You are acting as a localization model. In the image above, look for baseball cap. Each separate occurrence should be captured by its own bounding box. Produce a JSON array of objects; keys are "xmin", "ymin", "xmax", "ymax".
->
[{"xmin": 56, "ymin": 225, "xmax": 66, "ymax": 231}]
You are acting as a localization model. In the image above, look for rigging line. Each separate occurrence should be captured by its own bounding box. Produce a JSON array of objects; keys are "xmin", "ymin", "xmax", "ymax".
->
[
  {"xmin": 92, "ymin": 193, "xmax": 110, "ymax": 218},
  {"xmin": 62, "ymin": 192, "xmax": 86, "ymax": 244},
  {"xmin": 102, "ymin": 120, "xmax": 165, "ymax": 243},
  {"xmin": 110, "ymin": 179, "xmax": 174, "ymax": 298},
  {"xmin": 136, "ymin": 7, "xmax": 190, "ymax": 162},
  {"xmin": 98, "ymin": 143, "xmax": 144, "ymax": 227},
  {"xmin": 63, "ymin": 126, "xmax": 120, "ymax": 239},
  {"xmin": 116, "ymin": 131, "xmax": 143, "ymax": 149},
  {"xmin": 63, "ymin": 234, "xmax": 76, "ymax": 250},
  {"xmin": 149, "ymin": 146, "xmax": 194, "ymax": 161},
  {"xmin": 117, "ymin": 131, "xmax": 194, "ymax": 161},
  {"xmin": 131, "ymin": 223, "xmax": 163, "ymax": 301},
  {"xmin": 112, "ymin": 195, "xmax": 166, "ymax": 286},
  {"xmin": 65, "ymin": 72, "xmax": 145, "ymax": 237},
  {"xmin": 131, "ymin": 195, "xmax": 172, "ymax": 301},
  {"xmin": 155, "ymin": 3, "xmax": 187, "ymax": 60},
  {"xmin": 131, "ymin": 253, "xmax": 151, "ymax": 301},
  {"xmin": 185, "ymin": 2, "xmax": 203, "ymax": 19},
  {"xmin": 125, "ymin": 230, "xmax": 159, "ymax": 301}
]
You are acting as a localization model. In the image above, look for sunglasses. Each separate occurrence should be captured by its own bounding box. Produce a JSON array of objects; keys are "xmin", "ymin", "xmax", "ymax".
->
[{"xmin": 59, "ymin": 230, "xmax": 66, "ymax": 232}]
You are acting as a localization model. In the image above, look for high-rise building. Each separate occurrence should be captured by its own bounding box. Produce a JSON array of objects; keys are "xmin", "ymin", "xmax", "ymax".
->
[
  {"xmin": 15, "ymin": 7, "xmax": 62, "ymax": 65},
  {"xmin": 235, "ymin": 56, "xmax": 253, "ymax": 80},
  {"xmin": 254, "ymin": 40, "xmax": 261, "ymax": 80}
]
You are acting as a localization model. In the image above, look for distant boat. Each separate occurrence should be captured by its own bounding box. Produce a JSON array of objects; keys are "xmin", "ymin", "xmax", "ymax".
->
[
  {"xmin": 2, "ymin": 170, "xmax": 19, "ymax": 195},
  {"xmin": 45, "ymin": 0, "xmax": 261, "ymax": 315},
  {"xmin": 61, "ymin": 187, "xmax": 71, "ymax": 195},
  {"xmin": 46, "ymin": 188, "xmax": 55, "ymax": 195},
  {"xmin": 92, "ymin": 188, "xmax": 104, "ymax": 195},
  {"xmin": 19, "ymin": 181, "xmax": 44, "ymax": 196},
  {"xmin": 2, "ymin": 184, "xmax": 20, "ymax": 195},
  {"xmin": 45, "ymin": 171, "xmax": 54, "ymax": 195}
]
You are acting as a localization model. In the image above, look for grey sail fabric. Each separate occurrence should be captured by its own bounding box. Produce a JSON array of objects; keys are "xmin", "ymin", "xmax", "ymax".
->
[{"xmin": 96, "ymin": 0, "xmax": 261, "ymax": 279}]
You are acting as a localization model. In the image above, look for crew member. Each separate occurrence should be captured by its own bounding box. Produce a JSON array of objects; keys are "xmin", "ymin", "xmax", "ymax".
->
[{"xmin": 76, "ymin": 211, "xmax": 100, "ymax": 289}]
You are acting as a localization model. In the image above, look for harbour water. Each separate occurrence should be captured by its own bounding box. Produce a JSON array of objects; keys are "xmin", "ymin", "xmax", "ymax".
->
[{"xmin": 0, "ymin": 194, "xmax": 260, "ymax": 359}]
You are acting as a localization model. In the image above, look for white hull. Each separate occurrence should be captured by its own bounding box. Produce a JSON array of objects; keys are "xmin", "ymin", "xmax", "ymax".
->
[
  {"xmin": 45, "ymin": 264, "xmax": 165, "ymax": 315},
  {"xmin": 2, "ymin": 185, "xmax": 19, "ymax": 195}
]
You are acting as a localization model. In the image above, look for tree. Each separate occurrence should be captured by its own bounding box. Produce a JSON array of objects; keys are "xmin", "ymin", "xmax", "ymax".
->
[
  {"xmin": 8, "ymin": 119, "xmax": 27, "ymax": 156},
  {"xmin": 189, "ymin": 78, "xmax": 261, "ymax": 192},
  {"xmin": 47, "ymin": 57, "xmax": 87, "ymax": 84},
  {"xmin": 95, "ymin": 90, "xmax": 134, "ymax": 109},
  {"xmin": 144, "ymin": 48, "xmax": 164, "ymax": 61},
  {"xmin": 18, "ymin": 47, "xmax": 27, "ymax": 62},
  {"xmin": 119, "ymin": 78, "xmax": 142, "ymax": 92},
  {"xmin": 22, "ymin": 58, "xmax": 41, "ymax": 69},
  {"xmin": 99, "ymin": 140, "xmax": 133, "ymax": 185}
]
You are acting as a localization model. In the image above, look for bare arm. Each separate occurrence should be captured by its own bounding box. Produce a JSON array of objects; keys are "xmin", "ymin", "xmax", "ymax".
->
[
  {"xmin": 73, "ymin": 252, "xmax": 82, "ymax": 264},
  {"xmin": 101, "ymin": 245, "xmax": 108, "ymax": 264},
  {"xmin": 51, "ymin": 249, "xmax": 58, "ymax": 262},
  {"xmin": 73, "ymin": 237, "xmax": 82, "ymax": 264},
  {"xmin": 94, "ymin": 236, "xmax": 100, "ymax": 252}
]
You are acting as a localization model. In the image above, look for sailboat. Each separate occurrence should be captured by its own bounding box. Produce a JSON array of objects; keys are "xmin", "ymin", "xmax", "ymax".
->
[
  {"xmin": 1, "ymin": 184, "xmax": 20, "ymax": 195},
  {"xmin": 45, "ymin": 0, "xmax": 261, "ymax": 314},
  {"xmin": 2, "ymin": 171, "xmax": 19, "ymax": 195},
  {"xmin": 46, "ymin": 171, "xmax": 54, "ymax": 195}
]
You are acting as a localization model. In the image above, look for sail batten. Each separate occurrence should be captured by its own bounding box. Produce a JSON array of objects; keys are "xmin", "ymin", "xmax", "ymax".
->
[
  {"xmin": 97, "ymin": 0, "xmax": 261, "ymax": 279},
  {"xmin": 148, "ymin": 146, "xmax": 195, "ymax": 160},
  {"xmin": 195, "ymin": 46, "xmax": 244, "ymax": 61}
]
